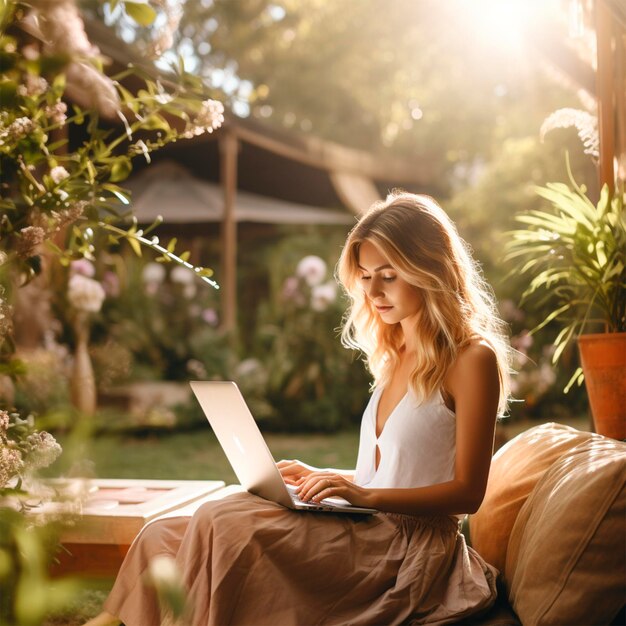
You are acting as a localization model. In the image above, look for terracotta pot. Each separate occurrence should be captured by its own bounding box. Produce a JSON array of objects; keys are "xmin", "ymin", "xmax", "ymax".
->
[{"xmin": 577, "ymin": 332, "xmax": 626, "ymax": 440}]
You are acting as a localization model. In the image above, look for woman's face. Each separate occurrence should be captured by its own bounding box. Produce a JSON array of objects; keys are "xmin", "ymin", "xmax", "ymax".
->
[{"xmin": 357, "ymin": 240, "xmax": 422, "ymax": 325}]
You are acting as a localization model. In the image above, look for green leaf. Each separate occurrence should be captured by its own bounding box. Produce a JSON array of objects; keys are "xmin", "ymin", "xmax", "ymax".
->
[
  {"xmin": 563, "ymin": 367, "xmax": 584, "ymax": 393},
  {"xmin": 52, "ymin": 72, "xmax": 66, "ymax": 96},
  {"xmin": 110, "ymin": 156, "xmax": 132, "ymax": 183},
  {"xmin": 72, "ymin": 105, "xmax": 84, "ymax": 125},
  {"xmin": 116, "ymin": 84, "xmax": 139, "ymax": 113},
  {"xmin": 533, "ymin": 303, "xmax": 573, "ymax": 333},
  {"xmin": 140, "ymin": 114, "xmax": 171, "ymax": 132},
  {"xmin": 124, "ymin": 1, "xmax": 158, "ymax": 27},
  {"xmin": 126, "ymin": 235, "xmax": 142, "ymax": 257},
  {"xmin": 552, "ymin": 324, "xmax": 577, "ymax": 363},
  {"xmin": 0, "ymin": 78, "xmax": 17, "ymax": 106},
  {"xmin": 167, "ymin": 238, "xmax": 177, "ymax": 253},
  {"xmin": 86, "ymin": 160, "xmax": 97, "ymax": 183}
]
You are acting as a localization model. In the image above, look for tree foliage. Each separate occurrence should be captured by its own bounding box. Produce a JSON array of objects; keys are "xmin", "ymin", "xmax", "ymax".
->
[{"xmin": 102, "ymin": 0, "xmax": 584, "ymax": 183}]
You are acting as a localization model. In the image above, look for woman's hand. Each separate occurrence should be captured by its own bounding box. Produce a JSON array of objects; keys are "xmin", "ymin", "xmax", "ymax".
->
[
  {"xmin": 295, "ymin": 471, "xmax": 370, "ymax": 507},
  {"xmin": 276, "ymin": 459, "xmax": 317, "ymax": 485}
]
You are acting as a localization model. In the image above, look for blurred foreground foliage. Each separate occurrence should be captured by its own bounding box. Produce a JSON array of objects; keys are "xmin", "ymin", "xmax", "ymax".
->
[{"xmin": 0, "ymin": 0, "xmax": 224, "ymax": 622}]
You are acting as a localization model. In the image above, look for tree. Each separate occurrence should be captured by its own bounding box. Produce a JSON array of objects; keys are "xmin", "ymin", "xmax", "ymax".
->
[{"xmin": 100, "ymin": 0, "xmax": 585, "ymax": 187}]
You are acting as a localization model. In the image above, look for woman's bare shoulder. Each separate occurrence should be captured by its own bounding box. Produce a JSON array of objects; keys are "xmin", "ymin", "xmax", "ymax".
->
[{"xmin": 447, "ymin": 339, "xmax": 498, "ymax": 390}]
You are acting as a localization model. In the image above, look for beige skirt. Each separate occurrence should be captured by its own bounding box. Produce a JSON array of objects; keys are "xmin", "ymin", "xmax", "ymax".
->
[{"xmin": 104, "ymin": 492, "xmax": 497, "ymax": 626}]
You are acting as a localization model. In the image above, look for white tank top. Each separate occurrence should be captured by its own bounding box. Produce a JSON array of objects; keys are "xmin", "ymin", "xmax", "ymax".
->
[{"xmin": 354, "ymin": 385, "xmax": 457, "ymax": 490}]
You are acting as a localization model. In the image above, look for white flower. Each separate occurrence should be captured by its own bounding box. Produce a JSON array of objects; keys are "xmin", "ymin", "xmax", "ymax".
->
[
  {"xmin": 50, "ymin": 165, "xmax": 70, "ymax": 184},
  {"xmin": 18, "ymin": 74, "xmax": 48, "ymax": 97},
  {"xmin": 147, "ymin": 554, "xmax": 180, "ymax": 587},
  {"xmin": 142, "ymin": 262, "xmax": 166, "ymax": 285},
  {"xmin": 182, "ymin": 99, "xmax": 225, "ymax": 138},
  {"xmin": 186, "ymin": 359, "xmax": 207, "ymax": 379},
  {"xmin": 310, "ymin": 282, "xmax": 337, "ymax": 312},
  {"xmin": 540, "ymin": 108, "xmax": 599, "ymax": 158},
  {"xmin": 296, "ymin": 255, "xmax": 327, "ymax": 287},
  {"xmin": 68, "ymin": 274, "xmax": 106, "ymax": 312},
  {"xmin": 235, "ymin": 358, "xmax": 268, "ymax": 389},
  {"xmin": 45, "ymin": 101, "xmax": 67, "ymax": 126},
  {"xmin": 235, "ymin": 358, "xmax": 263, "ymax": 378},
  {"xmin": 24, "ymin": 431, "xmax": 62, "ymax": 471},
  {"xmin": 170, "ymin": 265, "xmax": 194, "ymax": 285}
]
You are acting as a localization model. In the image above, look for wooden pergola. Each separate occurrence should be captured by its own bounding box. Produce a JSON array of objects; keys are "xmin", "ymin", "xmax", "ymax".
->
[{"xmin": 177, "ymin": 114, "xmax": 437, "ymax": 332}]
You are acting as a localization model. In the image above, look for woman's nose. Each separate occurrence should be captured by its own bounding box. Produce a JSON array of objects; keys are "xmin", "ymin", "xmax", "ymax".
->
[{"xmin": 367, "ymin": 276, "xmax": 384, "ymax": 298}]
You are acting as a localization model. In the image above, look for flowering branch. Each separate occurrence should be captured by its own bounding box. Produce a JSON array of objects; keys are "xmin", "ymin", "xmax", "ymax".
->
[{"xmin": 98, "ymin": 221, "xmax": 219, "ymax": 289}]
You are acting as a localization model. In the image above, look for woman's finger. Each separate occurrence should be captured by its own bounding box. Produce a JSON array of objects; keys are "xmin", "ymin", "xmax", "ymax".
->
[{"xmin": 298, "ymin": 475, "xmax": 334, "ymax": 502}]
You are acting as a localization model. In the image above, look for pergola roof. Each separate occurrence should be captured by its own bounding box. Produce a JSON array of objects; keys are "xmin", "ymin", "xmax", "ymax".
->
[{"xmin": 125, "ymin": 160, "xmax": 354, "ymax": 225}]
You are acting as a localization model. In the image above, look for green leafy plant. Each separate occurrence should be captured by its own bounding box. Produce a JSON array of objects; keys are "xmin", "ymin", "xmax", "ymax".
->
[{"xmin": 506, "ymin": 162, "xmax": 626, "ymax": 389}]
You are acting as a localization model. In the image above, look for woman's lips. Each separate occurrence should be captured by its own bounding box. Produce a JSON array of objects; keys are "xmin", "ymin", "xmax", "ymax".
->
[{"xmin": 375, "ymin": 305, "xmax": 393, "ymax": 313}]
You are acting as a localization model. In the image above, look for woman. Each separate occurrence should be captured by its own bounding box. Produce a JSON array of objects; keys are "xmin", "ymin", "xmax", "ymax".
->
[{"xmin": 89, "ymin": 192, "xmax": 511, "ymax": 626}]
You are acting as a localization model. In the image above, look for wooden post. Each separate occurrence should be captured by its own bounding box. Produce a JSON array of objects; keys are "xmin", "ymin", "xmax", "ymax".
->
[
  {"xmin": 613, "ymin": 10, "xmax": 626, "ymax": 191},
  {"xmin": 219, "ymin": 131, "xmax": 238, "ymax": 333},
  {"xmin": 595, "ymin": 0, "xmax": 616, "ymax": 191}
]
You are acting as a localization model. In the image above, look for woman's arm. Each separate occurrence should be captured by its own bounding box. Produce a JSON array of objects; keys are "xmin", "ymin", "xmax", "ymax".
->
[
  {"xmin": 277, "ymin": 459, "xmax": 355, "ymax": 485},
  {"xmin": 297, "ymin": 342, "xmax": 499, "ymax": 516}
]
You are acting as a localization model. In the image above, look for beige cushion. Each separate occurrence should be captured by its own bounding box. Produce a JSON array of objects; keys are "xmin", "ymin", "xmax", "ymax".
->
[
  {"xmin": 470, "ymin": 423, "xmax": 594, "ymax": 573},
  {"xmin": 506, "ymin": 438, "xmax": 626, "ymax": 626}
]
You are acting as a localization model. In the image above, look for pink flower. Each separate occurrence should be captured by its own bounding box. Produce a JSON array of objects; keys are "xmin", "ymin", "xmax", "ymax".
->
[
  {"xmin": 310, "ymin": 282, "xmax": 337, "ymax": 312},
  {"xmin": 296, "ymin": 255, "xmax": 327, "ymax": 287},
  {"xmin": 281, "ymin": 276, "xmax": 300, "ymax": 300},
  {"xmin": 511, "ymin": 330, "xmax": 533, "ymax": 354},
  {"xmin": 102, "ymin": 271, "xmax": 120, "ymax": 297},
  {"xmin": 70, "ymin": 258, "xmax": 96, "ymax": 277},
  {"xmin": 201, "ymin": 308, "xmax": 219, "ymax": 326}
]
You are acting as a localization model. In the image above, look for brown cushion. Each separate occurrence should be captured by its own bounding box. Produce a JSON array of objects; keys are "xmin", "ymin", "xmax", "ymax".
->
[
  {"xmin": 470, "ymin": 423, "xmax": 594, "ymax": 573},
  {"xmin": 505, "ymin": 437, "xmax": 626, "ymax": 626}
]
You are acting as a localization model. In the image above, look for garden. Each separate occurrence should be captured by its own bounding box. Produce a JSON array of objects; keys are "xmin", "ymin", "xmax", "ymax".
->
[{"xmin": 0, "ymin": 0, "xmax": 624, "ymax": 624}]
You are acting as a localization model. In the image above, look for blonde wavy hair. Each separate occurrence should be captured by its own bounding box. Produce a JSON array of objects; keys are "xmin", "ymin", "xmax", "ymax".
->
[{"xmin": 337, "ymin": 191, "xmax": 511, "ymax": 415}]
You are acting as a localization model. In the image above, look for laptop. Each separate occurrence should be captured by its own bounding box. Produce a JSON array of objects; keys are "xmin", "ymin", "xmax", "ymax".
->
[{"xmin": 190, "ymin": 381, "xmax": 377, "ymax": 514}]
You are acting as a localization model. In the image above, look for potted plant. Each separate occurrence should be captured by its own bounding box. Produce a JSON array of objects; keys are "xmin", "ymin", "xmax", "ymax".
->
[{"xmin": 506, "ymin": 170, "xmax": 626, "ymax": 440}]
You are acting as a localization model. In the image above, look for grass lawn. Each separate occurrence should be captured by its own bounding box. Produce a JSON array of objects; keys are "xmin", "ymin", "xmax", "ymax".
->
[
  {"xmin": 51, "ymin": 428, "xmax": 361, "ymax": 484},
  {"xmin": 49, "ymin": 413, "xmax": 592, "ymax": 484}
]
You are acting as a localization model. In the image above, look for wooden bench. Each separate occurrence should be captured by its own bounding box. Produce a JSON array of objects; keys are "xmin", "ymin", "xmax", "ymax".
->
[{"xmin": 34, "ymin": 478, "xmax": 229, "ymax": 576}]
